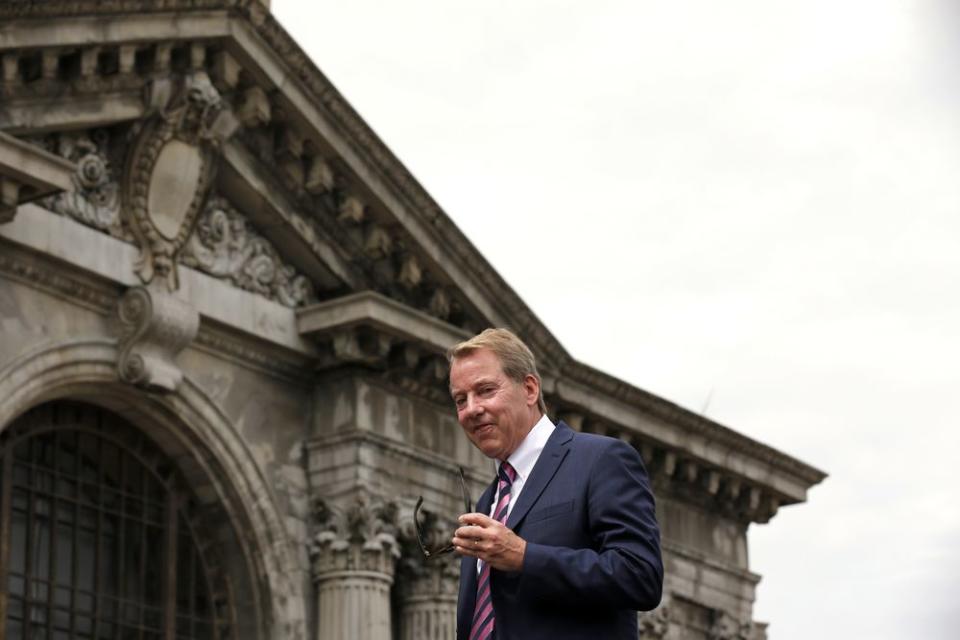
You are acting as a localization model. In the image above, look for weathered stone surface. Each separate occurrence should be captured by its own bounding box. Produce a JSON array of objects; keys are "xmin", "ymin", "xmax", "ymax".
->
[
  {"xmin": 396, "ymin": 518, "xmax": 459, "ymax": 640},
  {"xmin": 310, "ymin": 497, "xmax": 399, "ymax": 640},
  {"xmin": 0, "ymin": 4, "xmax": 825, "ymax": 640},
  {"xmin": 182, "ymin": 195, "xmax": 317, "ymax": 307},
  {"xmin": 0, "ymin": 129, "xmax": 74, "ymax": 221}
]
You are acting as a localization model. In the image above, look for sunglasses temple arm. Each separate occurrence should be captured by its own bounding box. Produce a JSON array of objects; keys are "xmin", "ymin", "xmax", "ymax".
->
[{"xmin": 458, "ymin": 466, "xmax": 472, "ymax": 514}]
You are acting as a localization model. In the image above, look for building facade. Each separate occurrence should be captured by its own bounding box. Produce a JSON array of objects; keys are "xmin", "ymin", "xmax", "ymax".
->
[{"xmin": 0, "ymin": 2, "xmax": 825, "ymax": 639}]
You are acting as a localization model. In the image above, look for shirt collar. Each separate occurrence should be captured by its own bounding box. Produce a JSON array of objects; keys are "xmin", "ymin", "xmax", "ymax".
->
[{"xmin": 499, "ymin": 414, "xmax": 555, "ymax": 484}]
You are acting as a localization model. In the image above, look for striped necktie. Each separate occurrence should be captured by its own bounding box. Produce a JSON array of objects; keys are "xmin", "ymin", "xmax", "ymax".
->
[{"xmin": 470, "ymin": 461, "xmax": 517, "ymax": 640}]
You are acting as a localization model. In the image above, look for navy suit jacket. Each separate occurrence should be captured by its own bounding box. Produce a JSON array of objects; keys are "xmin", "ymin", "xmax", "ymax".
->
[{"xmin": 456, "ymin": 421, "xmax": 663, "ymax": 640}]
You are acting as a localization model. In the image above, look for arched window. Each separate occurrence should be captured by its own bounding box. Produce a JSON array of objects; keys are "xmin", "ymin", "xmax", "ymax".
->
[{"xmin": 0, "ymin": 401, "xmax": 231, "ymax": 639}]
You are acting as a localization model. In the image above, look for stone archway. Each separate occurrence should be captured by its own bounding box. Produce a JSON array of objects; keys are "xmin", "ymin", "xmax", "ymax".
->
[
  {"xmin": 0, "ymin": 400, "xmax": 235, "ymax": 639},
  {"xmin": 0, "ymin": 338, "xmax": 308, "ymax": 640}
]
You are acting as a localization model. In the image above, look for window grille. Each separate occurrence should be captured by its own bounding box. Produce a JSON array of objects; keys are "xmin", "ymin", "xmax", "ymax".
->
[{"xmin": 0, "ymin": 402, "xmax": 232, "ymax": 640}]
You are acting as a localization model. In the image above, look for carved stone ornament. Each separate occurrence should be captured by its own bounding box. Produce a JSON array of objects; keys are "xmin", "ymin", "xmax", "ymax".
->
[
  {"xmin": 396, "ymin": 514, "xmax": 460, "ymax": 599},
  {"xmin": 37, "ymin": 129, "xmax": 131, "ymax": 241},
  {"xmin": 330, "ymin": 327, "xmax": 392, "ymax": 365},
  {"xmin": 708, "ymin": 610, "xmax": 754, "ymax": 640},
  {"xmin": 116, "ymin": 284, "xmax": 200, "ymax": 392},
  {"xmin": 639, "ymin": 604, "xmax": 670, "ymax": 639},
  {"xmin": 309, "ymin": 497, "xmax": 400, "ymax": 579},
  {"xmin": 124, "ymin": 72, "xmax": 239, "ymax": 291},
  {"xmin": 181, "ymin": 196, "xmax": 316, "ymax": 307}
]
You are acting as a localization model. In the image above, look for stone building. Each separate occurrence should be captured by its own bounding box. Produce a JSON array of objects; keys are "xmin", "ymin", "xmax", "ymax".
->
[{"xmin": 0, "ymin": 2, "xmax": 825, "ymax": 639}]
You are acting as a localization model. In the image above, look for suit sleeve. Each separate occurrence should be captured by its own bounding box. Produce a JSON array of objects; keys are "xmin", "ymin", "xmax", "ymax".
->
[{"xmin": 516, "ymin": 439, "xmax": 663, "ymax": 610}]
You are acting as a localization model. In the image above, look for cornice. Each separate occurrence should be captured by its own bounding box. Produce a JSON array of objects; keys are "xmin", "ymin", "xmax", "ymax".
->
[
  {"xmin": 0, "ymin": 1, "xmax": 826, "ymax": 505},
  {"xmin": 0, "ymin": 1, "xmax": 230, "ymax": 21},
  {"xmin": 561, "ymin": 360, "xmax": 827, "ymax": 487},
  {"xmin": 0, "ymin": 130, "xmax": 74, "ymax": 219},
  {"xmin": 0, "ymin": 236, "xmax": 119, "ymax": 314},
  {"xmin": 297, "ymin": 291, "xmax": 470, "ymax": 354}
]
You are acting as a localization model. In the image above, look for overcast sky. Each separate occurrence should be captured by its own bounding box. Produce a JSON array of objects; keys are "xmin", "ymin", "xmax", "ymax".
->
[{"xmin": 274, "ymin": 2, "xmax": 960, "ymax": 637}]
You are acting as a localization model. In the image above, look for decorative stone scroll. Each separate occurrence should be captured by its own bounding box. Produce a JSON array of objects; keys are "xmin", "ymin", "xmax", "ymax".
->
[
  {"xmin": 115, "ymin": 284, "xmax": 199, "ymax": 392},
  {"xmin": 181, "ymin": 196, "xmax": 316, "ymax": 308},
  {"xmin": 38, "ymin": 129, "xmax": 131, "ymax": 240},
  {"xmin": 310, "ymin": 497, "xmax": 400, "ymax": 640},
  {"xmin": 123, "ymin": 72, "xmax": 238, "ymax": 291}
]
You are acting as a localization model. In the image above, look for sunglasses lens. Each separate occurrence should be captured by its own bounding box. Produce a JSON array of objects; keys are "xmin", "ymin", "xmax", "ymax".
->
[{"xmin": 412, "ymin": 470, "xmax": 473, "ymax": 558}]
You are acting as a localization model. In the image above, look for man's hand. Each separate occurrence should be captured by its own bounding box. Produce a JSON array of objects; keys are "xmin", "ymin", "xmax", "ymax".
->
[{"xmin": 453, "ymin": 513, "xmax": 527, "ymax": 572}]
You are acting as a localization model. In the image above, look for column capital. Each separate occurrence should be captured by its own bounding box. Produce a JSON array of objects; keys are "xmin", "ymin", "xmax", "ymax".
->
[
  {"xmin": 708, "ymin": 609, "xmax": 755, "ymax": 640},
  {"xmin": 639, "ymin": 604, "xmax": 670, "ymax": 639},
  {"xmin": 309, "ymin": 496, "xmax": 400, "ymax": 580},
  {"xmin": 396, "ymin": 517, "xmax": 460, "ymax": 599}
]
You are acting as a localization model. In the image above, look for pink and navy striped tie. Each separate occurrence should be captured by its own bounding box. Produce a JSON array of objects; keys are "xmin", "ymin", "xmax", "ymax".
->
[{"xmin": 470, "ymin": 461, "xmax": 517, "ymax": 640}]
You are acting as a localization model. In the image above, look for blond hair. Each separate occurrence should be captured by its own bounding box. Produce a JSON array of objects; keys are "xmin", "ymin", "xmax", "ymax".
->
[{"xmin": 447, "ymin": 328, "xmax": 547, "ymax": 414}]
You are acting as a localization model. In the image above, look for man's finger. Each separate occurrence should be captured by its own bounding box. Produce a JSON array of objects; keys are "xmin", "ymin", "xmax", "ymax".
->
[
  {"xmin": 452, "ymin": 534, "xmax": 487, "ymax": 557},
  {"xmin": 454, "ymin": 524, "xmax": 488, "ymax": 540},
  {"xmin": 459, "ymin": 512, "xmax": 500, "ymax": 526}
]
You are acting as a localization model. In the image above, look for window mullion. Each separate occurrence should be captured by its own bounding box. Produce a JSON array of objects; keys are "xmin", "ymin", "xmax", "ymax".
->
[
  {"xmin": 163, "ymin": 491, "xmax": 179, "ymax": 640},
  {"xmin": 92, "ymin": 429, "xmax": 104, "ymax": 640},
  {"xmin": 0, "ymin": 450, "xmax": 12, "ymax": 631}
]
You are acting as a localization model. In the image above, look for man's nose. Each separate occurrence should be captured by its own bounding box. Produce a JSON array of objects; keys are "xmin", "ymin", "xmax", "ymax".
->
[{"xmin": 464, "ymin": 395, "xmax": 484, "ymax": 416}]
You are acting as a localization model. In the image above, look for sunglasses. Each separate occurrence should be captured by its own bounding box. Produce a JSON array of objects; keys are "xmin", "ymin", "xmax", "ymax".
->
[{"xmin": 413, "ymin": 466, "xmax": 473, "ymax": 559}]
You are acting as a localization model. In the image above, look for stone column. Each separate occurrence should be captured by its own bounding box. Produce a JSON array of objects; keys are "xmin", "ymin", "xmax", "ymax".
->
[
  {"xmin": 396, "ymin": 515, "xmax": 460, "ymax": 640},
  {"xmin": 310, "ymin": 498, "xmax": 400, "ymax": 640}
]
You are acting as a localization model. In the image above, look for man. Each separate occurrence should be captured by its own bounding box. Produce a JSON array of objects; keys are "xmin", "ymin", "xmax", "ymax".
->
[{"xmin": 449, "ymin": 328, "xmax": 663, "ymax": 640}]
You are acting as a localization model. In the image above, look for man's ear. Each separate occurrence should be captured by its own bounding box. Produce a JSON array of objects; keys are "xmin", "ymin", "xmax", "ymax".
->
[{"xmin": 523, "ymin": 374, "xmax": 540, "ymax": 407}]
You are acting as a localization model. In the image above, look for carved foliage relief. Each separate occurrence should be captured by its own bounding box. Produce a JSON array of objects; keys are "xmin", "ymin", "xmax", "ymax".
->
[
  {"xmin": 395, "ymin": 509, "xmax": 460, "ymax": 598},
  {"xmin": 37, "ymin": 128, "xmax": 131, "ymax": 241},
  {"xmin": 309, "ymin": 497, "xmax": 400, "ymax": 578},
  {"xmin": 709, "ymin": 610, "xmax": 755, "ymax": 640},
  {"xmin": 181, "ymin": 197, "xmax": 316, "ymax": 307},
  {"xmin": 639, "ymin": 605, "xmax": 671, "ymax": 639},
  {"xmin": 27, "ymin": 115, "xmax": 313, "ymax": 308}
]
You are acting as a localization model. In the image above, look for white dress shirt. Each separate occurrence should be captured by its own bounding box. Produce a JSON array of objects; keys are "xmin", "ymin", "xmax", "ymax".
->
[
  {"xmin": 490, "ymin": 413, "xmax": 556, "ymax": 520},
  {"xmin": 478, "ymin": 413, "xmax": 555, "ymax": 573}
]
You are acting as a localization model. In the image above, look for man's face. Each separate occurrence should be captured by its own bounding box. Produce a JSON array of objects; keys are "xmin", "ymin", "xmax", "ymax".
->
[{"xmin": 449, "ymin": 348, "xmax": 540, "ymax": 461}]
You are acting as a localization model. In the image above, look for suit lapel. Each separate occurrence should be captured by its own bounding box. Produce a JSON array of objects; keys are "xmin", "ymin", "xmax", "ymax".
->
[{"xmin": 506, "ymin": 421, "xmax": 573, "ymax": 529}]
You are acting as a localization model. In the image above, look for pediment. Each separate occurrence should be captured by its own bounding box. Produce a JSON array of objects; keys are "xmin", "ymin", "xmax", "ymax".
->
[{"xmin": 0, "ymin": 1, "xmax": 826, "ymax": 517}]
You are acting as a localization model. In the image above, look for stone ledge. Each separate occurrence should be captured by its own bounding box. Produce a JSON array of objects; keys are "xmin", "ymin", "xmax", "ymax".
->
[
  {"xmin": 0, "ymin": 130, "xmax": 74, "ymax": 221},
  {"xmin": 297, "ymin": 291, "xmax": 469, "ymax": 356},
  {"xmin": 561, "ymin": 361, "xmax": 827, "ymax": 487},
  {"xmin": 0, "ymin": 10, "xmax": 231, "ymax": 49},
  {"xmin": 1, "ymin": 203, "xmax": 316, "ymax": 356}
]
